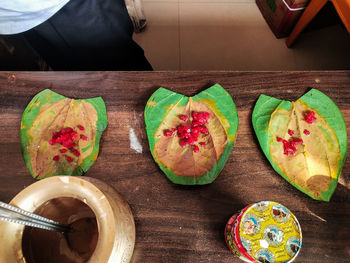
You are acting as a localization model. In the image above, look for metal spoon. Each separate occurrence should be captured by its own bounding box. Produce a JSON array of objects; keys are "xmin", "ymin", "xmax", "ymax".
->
[{"xmin": 0, "ymin": 201, "xmax": 70, "ymax": 232}]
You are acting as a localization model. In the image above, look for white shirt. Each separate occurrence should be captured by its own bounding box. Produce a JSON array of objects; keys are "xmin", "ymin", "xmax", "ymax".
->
[{"xmin": 0, "ymin": 0, "xmax": 70, "ymax": 34}]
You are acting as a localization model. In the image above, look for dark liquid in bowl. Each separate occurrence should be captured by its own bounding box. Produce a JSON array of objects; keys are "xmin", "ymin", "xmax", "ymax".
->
[{"xmin": 22, "ymin": 197, "xmax": 98, "ymax": 263}]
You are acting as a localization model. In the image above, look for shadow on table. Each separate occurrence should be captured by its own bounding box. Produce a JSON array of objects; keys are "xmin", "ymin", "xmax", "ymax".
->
[
  {"xmin": 171, "ymin": 182, "xmax": 245, "ymax": 254},
  {"xmin": 302, "ymin": 182, "xmax": 350, "ymax": 262}
]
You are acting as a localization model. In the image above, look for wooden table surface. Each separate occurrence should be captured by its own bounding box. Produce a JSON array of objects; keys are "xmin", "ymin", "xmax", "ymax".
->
[{"xmin": 0, "ymin": 71, "xmax": 349, "ymax": 263}]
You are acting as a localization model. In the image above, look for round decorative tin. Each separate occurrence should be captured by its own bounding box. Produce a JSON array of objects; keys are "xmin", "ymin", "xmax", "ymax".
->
[{"xmin": 225, "ymin": 201, "xmax": 302, "ymax": 263}]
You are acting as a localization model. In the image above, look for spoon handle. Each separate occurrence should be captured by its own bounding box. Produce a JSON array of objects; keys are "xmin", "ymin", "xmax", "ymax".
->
[{"xmin": 0, "ymin": 201, "xmax": 70, "ymax": 232}]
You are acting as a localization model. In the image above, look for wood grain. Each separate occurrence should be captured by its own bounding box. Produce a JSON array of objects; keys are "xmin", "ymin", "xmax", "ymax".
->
[{"xmin": 0, "ymin": 71, "xmax": 349, "ymax": 263}]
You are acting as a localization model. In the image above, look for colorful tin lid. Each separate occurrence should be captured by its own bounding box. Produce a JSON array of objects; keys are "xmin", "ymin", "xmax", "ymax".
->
[{"xmin": 239, "ymin": 201, "xmax": 302, "ymax": 263}]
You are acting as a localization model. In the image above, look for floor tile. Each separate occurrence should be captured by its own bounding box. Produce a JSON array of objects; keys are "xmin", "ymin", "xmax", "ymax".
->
[
  {"xmin": 142, "ymin": 0, "xmax": 178, "ymax": 2},
  {"xmin": 134, "ymin": 1, "xmax": 350, "ymax": 70},
  {"xmin": 179, "ymin": 3, "xmax": 298, "ymax": 70},
  {"xmin": 133, "ymin": 2, "xmax": 180, "ymax": 70},
  {"xmin": 178, "ymin": 0, "xmax": 254, "ymax": 3},
  {"xmin": 142, "ymin": 0, "xmax": 255, "ymax": 2},
  {"xmin": 291, "ymin": 25, "xmax": 350, "ymax": 70}
]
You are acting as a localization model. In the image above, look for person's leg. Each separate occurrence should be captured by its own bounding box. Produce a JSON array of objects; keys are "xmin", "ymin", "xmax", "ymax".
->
[{"xmin": 23, "ymin": 0, "xmax": 152, "ymax": 70}]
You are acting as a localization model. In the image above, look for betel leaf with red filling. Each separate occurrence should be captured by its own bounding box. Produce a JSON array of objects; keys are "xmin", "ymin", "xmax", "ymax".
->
[
  {"xmin": 252, "ymin": 89, "xmax": 347, "ymax": 201},
  {"xmin": 20, "ymin": 89, "xmax": 108, "ymax": 179},
  {"xmin": 145, "ymin": 84, "xmax": 239, "ymax": 185}
]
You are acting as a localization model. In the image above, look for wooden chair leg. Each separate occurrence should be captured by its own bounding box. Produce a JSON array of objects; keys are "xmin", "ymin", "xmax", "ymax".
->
[
  {"xmin": 331, "ymin": 0, "xmax": 350, "ymax": 34},
  {"xmin": 286, "ymin": 0, "xmax": 328, "ymax": 47}
]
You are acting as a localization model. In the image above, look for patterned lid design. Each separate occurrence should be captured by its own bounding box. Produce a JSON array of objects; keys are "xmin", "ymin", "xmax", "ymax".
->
[{"xmin": 239, "ymin": 201, "xmax": 302, "ymax": 263}]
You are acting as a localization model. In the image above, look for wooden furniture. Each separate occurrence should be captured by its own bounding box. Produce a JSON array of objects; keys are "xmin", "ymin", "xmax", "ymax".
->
[
  {"xmin": 0, "ymin": 71, "xmax": 349, "ymax": 262},
  {"xmin": 286, "ymin": 0, "xmax": 350, "ymax": 47}
]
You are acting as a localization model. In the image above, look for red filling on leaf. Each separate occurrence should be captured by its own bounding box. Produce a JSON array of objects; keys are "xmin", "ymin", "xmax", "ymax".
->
[
  {"xmin": 70, "ymin": 148, "xmax": 81, "ymax": 157},
  {"xmin": 282, "ymin": 139, "xmax": 297, "ymax": 156},
  {"xmin": 49, "ymin": 126, "xmax": 88, "ymax": 162},
  {"xmin": 193, "ymin": 145, "xmax": 199, "ymax": 153},
  {"xmin": 180, "ymin": 115, "xmax": 188, "ymax": 121},
  {"xmin": 278, "ymin": 136, "xmax": 304, "ymax": 156},
  {"xmin": 164, "ymin": 111, "xmax": 210, "ymax": 152},
  {"xmin": 304, "ymin": 129, "xmax": 310, "ymax": 135},
  {"xmin": 305, "ymin": 111, "xmax": 317, "ymax": 124},
  {"xmin": 164, "ymin": 130, "xmax": 174, "ymax": 136},
  {"xmin": 180, "ymin": 140, "xmax": 187, "ymax": 147},
  {"xmin": 288, "ymin": 129, "xmax": 294, "ymax": 136},
  {"xmin": 290, "ymin": 137, "xmax": 303, "ymax": 147}
]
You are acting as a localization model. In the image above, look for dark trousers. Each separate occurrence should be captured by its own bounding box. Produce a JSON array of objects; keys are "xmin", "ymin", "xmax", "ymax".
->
[{"xmin": 22, "ymin": 0, "xmax": 152, "ymax": 70}]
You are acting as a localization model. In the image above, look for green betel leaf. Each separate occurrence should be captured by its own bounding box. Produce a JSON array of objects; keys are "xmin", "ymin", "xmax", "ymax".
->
[
  {"xmin": 252, "ymin": 89, "xmax": 347, "ymax": 201},
  {"xmin": 145, "ymin": 84, "xmax": 239, "ymax": 185},
  {"xmin": 20, "ymin": 89, "xmax": 108, "ymax": 179}
]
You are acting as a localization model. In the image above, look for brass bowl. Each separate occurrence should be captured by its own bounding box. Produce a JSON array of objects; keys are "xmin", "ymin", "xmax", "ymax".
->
[{"xmin": 0, "ymin": 176, "xmax": 135, "ymax": 263}]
